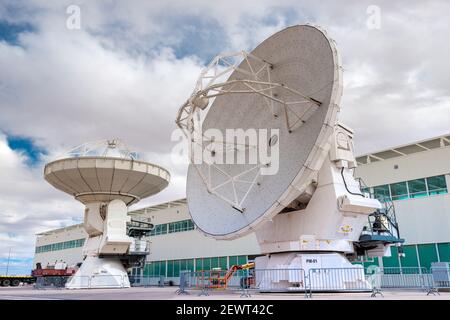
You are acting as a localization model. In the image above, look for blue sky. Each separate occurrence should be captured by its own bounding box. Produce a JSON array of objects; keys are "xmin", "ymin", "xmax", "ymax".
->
[
  {"xmin": 0, "ymin": 20, "xmax": 34, "ymax": 45},
  {"xmin": 7, "ymin": 135, "xmax": 46, "ymax": 165},
  {"xmin": 1, "ymin": 0, "xmax": 450, "ymax": 275},
  {"xmin": 0, "ymin": 257, "xmax": 34, "ymax": 275}
]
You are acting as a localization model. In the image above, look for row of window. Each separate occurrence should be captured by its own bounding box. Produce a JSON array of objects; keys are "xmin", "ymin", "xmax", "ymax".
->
[
  {"xmin": 354, "ymin": 242, "xmax": 450, "ymax": 270},
  {"xmin": 143, "ymin": 255, "xmax": 248, "ymax": 278},
  {"xmin": 35, "ymin": 238, "xmax": 85, "ymax": 253},
  {"xmin": 362, "ymin": 175, "xmax": 448, "ymax": 201},
  {"xmin": 149, "ymin": 219, "xmax": 195, "ymax": 236}
]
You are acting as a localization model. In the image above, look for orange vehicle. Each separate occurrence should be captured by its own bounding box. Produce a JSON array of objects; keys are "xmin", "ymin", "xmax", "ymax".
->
[{"xmin": 206, "ymin": 262, "xmax": 255, "ymax": 289}]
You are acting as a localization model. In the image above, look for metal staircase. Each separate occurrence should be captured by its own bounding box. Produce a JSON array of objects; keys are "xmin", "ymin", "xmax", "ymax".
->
[{"xmin": 354, "ymin": 178, "xmax": 404, "ymax": 255}]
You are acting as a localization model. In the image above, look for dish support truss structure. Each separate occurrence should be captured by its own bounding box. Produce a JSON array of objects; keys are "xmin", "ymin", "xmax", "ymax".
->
[
  {"xmin": 63, "ymin": 139, "xmax": 139, "ymax": 160},
  {"xmin": 176, "ymin": 51, "xmax": 323, "ymax": 211}
]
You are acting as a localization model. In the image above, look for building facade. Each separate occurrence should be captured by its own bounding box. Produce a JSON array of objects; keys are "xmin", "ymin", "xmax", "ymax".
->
[
  {"xmin": 34, "ymin": 224, "xmax": 86, "ymax": 269},
  {"xmin": 353, "ymin": 133, "xmax": 450, "ymax": 270},
  {"xmin": 34, "ymin": 133, "xmax": 450, "ymax": 279}
]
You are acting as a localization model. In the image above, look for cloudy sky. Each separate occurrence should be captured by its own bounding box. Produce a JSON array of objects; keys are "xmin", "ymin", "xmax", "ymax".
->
[{"xmin": 1, "ymin": 0, "xmax": 449, "ymax": 274}]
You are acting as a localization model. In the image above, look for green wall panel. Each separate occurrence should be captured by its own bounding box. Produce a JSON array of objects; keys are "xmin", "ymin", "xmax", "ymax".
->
[
  {"xmin": 219, "ymin": 256, "xmax": 227, "ymax": 270},
  {"xmin": 195, "ymin": 258, "xmax": 202, "ymax": 271},
  {"xmin": 437, "ymin": 243, "xmax": 450, "ymax": 263},
  {"xmin": 203, "ymin": 258, "xmax": 210, "ymax": 271},
  {"xmin": 400, "ymin": 245, "xmax": 419, "ymax": 268},
  {"xmin": 187, "ymin": 259, "xmax": 194, "ymax": 272},
  {"xmin": 382, "ymin": 246, "xmax": 400, "ymax": 268},
  {"xmin": 417, "ymin": 244, "xmax": 439, "ymax": 269},
  {"xmin": 363, "ymin": 257, "xmax": 379, "ymax": 270},
  {"xmin": 167, "ymin": 260, "xmax": 174, "ymax": 277},
  {"xmin": 237, "ymin": 255, "xmax": 247, "ymax": 265}
]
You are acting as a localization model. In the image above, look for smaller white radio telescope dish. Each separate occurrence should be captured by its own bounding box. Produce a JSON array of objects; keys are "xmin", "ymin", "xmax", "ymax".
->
[
  {"xmin": 45, "ymin": 139, "xmax": 170, "ymax": 206},
  {"xmin": 177, "ymin": 25, "xmax": 342, "ymax": 239},
  {"xmin": 44, "ymin": 139, "xmax": 170, "ymax": 289}
]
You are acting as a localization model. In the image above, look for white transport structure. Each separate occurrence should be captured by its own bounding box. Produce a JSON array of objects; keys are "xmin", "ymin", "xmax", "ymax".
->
[
  {"xmin": 43, "ymin": 139, "xmax": 170, "ymax": 288},
  {"xmin": 175, "ymin": 25, "xmax": 401, "ymax": 290}
]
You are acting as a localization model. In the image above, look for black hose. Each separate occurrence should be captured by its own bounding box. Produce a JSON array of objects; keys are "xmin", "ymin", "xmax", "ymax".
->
[{"xmin": 341, "ymin": 167, "xmax": 364, "ymax": 197}]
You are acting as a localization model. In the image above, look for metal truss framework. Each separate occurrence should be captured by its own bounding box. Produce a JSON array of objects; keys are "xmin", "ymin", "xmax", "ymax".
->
[
  {"xmin": 64, "ymin": 139, "xmax": 138, "ymax": 160},
  {"xmin": 176, "ymin": 51, "xmax": 322, "ymax": 211}
]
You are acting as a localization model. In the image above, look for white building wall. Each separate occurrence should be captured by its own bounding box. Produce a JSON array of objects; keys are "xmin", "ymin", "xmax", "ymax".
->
[
  {"xmin": 355, "ymin": 146, "xmax": 450, "ymax": 186},
  {"xmin": 33, "ymin": 225, "xmax": 86, "ymax": 268},
  {"xmin": 392, "ymin": 194, "xmax": 450, "ymax": 245},
  {"xmin": 137, "ymin": 203, "xmax": 261, "ymax": 262}
]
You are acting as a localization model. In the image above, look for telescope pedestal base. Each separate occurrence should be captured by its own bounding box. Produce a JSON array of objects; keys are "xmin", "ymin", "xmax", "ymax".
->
[
  {"xmin": 255, "ymin": 252, "xmax": 370, "ymax": 292},
  {"xmin": 66, "ymin": 256, "xmax": 130, "ymax": 289}
]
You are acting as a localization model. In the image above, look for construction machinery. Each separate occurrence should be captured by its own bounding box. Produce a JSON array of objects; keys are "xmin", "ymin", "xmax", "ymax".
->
[{"xmin": 206, "ymin": 262, "xmax": 255, "ymax": 289}]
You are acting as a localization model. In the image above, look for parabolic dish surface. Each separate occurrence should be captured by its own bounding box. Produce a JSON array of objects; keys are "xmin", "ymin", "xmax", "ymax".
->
[
  {"xmin": 45, "ymin": 157, "xmax": 170, "ymax": 205},
  {"xmin": 186, "ymin": 25, "xmax": 342, "ymax": 239}
]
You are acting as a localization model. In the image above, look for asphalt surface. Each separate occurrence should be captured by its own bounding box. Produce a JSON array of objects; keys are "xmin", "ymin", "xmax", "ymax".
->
[{"xmin": 0, "ymin": 286, "xmax": 449, "ymax": 300}]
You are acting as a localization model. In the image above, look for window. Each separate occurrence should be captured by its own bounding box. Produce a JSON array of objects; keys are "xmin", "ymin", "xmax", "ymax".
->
[
  {"xmin": 167, "ymin": 260, "xmax": 174, "ymax": 277},
  {"xmin": 360, "ymin": 187, "xmax": 371, "ymax": 196},
  {"xmin": 219, "ymin": 257, "xmax": 228, "ymax": 270},
  {"xmin": 150, "ymin": 224, "xmax": 167, "ymax": 236},
  {"xmin": 427, "ymin": 175, "xmax": 447, "ymax": 195},
  {"xmin": 203, "ymin": 258, "xmax": 211, "ymax": 271},
  {"xmin": 390, "ymin": 182, "xmax": 409, "ymax": 201},
  {"xmin": 187, "ymin": 259, "xmax": 194, "ymax": 272},
  {"xmin": 373, "ymin": 185, "xmax": 390, "ymax": 201},
  {"xmin": 144, "ymin": 261, "xmax": 166, "ymax": 277},
  {"xmin": 195, "ymin": 258, "xmax": 203, "ymax": 271},
  {"xmin": 173, "ymin": 260, "xmax": 180, "ymax": 277},
  {"xmin": 35, "ymin": 238, "xmax": 86, "ymax": 253},
  {"xmin": 210, "ymin": 257, "xmax": 218, "ymax": 269},
  {"xmin": 237, "ymin": 255, "xmax": 247, "ymax": 265},
  {"xmin": 229, "ymin": 256, "xmax": 238, "ymax": 267},
  {"xmin": 168, "ymin": 219, "xmax": 195, "ymax": 233},
  {"xmin": 408, "ymin": 179, "xmax": 427, "ymax": 198},
  {"xmin": 180, "ymin": 259, "xmax": 187, "ymax": 272},
  {"xmin": 159, "ymin": 261, "xmax": 166, "ymax": 276}
]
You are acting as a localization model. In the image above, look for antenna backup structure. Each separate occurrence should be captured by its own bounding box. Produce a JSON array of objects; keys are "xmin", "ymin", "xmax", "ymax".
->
[
  {"xmin": 44, "ymin": 139, "xmax": 170, "ymax": 288},
  {"xmin": 176, "ymin": 25, "xmax": 401, "ymax": 290}
]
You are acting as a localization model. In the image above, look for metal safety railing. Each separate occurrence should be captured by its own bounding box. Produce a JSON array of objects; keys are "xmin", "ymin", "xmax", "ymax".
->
[
  {"xmin": 35, "ymin": 275, "xmax": 129, "ymax": 289},
  {"xmin": 371, "ymin": 267, "xmax": 430, "ymax": 290},
  {"xmin": 308, "ymin": 267, "xmax": 372, "ymax": 294},
  {"xmin": 177, "ymin": 269, "xmax": 308, "ymax": 297},
  {"xmin": 427, "ymin": 266, "xmax": 450, "ymax": 295},
  {"xmin": 177, "ymin": 265, "xmax": 450, "ymax": 297},
  {"xmin": 35, "ymin": 276, "xmax": 73, "ymax": 289},
  {"xmin": 129, "ymin": 275, "xmax": 166, "ymax": 287},
  {"xmin": 177, "ymin": 269, "xmax": 255, "ymax": 296},
  {"xmin": 33, "ymin": 265, "xmax": 450, "ymax": 295}
]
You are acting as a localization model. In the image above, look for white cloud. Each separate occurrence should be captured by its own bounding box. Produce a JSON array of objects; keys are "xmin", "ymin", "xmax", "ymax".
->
[{"xmin": 0, "ymin": 133, "xmax": 83, "ymax": 260}]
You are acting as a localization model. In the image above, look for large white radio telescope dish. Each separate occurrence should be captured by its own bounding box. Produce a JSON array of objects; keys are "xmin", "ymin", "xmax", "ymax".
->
[{"xmin": 178, "ymin": 25, "xmax": 342, "ymax": 239}]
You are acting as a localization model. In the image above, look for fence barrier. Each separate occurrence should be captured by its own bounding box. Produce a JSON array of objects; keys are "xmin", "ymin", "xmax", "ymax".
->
[
  {"xmin": 33, "ymin": 265, "xmax": 450, "ymax": 295},
  {"xmin": 177, "ymin": 265, "xmax": 450, "ymax": 297},
  {"xmin": 35, "ymin": 276, "xmax": 74, "ymax": 289},
  {"xmin": 129, "ymin": 275, "xmax": 166, "ymax": 287},
  {"xmin": 308, "ymin": 267, "xmax": 372, "ymax": 296},
  {"xmin": 428, "ymin": 266, "xmax": 450, "ymax": 295},
  {"xmin": 371, "ymin": 267, "xmax": 430, "ymax": 291}
]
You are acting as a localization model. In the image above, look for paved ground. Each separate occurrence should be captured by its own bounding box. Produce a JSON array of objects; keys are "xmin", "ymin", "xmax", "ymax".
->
[{"xmin": 0, "ymin": 286, "xmax": 449, "ymax": 300}]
